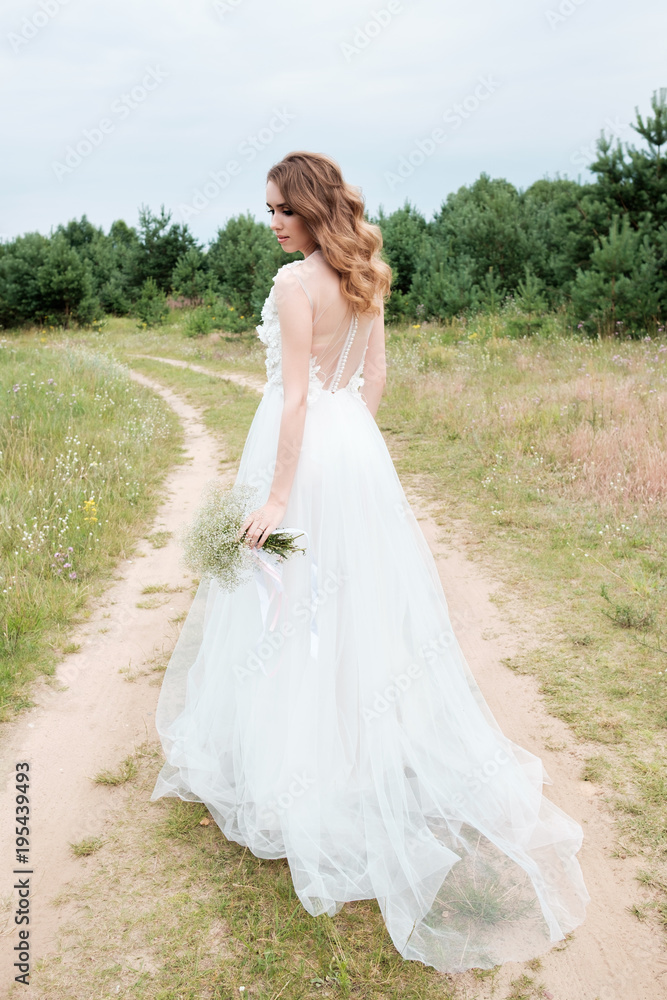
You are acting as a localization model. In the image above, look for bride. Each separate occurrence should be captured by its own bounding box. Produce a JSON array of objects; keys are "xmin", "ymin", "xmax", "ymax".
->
[{"xmin": 151, "ymin": 150, "xmax": 589, "ymax": 973}]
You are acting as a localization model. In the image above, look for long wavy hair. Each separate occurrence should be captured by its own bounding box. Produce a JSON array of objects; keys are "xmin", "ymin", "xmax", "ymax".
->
[{"xmin": 266, "ymin": 151, "xmax": 392, "ymax": 317}]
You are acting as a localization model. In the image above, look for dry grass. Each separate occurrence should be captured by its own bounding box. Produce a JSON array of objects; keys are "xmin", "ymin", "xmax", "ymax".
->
[
  {"xmin": 70, "ymin": 836, "xmax": 104, "ymax": 858},
  {"xmin": 146, "ymin": 530, "xmax": 172, "ymax": 549},
  {"xmin": 94, "ymin": 754, "xmax": 138, "ymax": 787}
]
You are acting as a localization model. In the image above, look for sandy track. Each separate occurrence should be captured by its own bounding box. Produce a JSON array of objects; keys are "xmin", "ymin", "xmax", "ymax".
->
[
  {"xmin": 129, "ymin": 353, "xmax": 267, "ymax": 393},
  {"xmin": 0, "ymin": 361, "xmax": 665, "ymax": 999}
]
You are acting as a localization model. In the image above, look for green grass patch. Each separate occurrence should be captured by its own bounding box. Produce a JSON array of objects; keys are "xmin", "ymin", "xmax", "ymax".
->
[
  {"xmin": 70, "ymin": 311, "xmax": 267, "ymax": 378},
  {"xmin": 146, "ymin": 529, "xmax": 172, "ymax": 548},
  {"xmin": 70, "ymin": 836, "xmax": 104, "ymax": 858},
  {"xmin": 0, "ymin": 336, "xmax": 183, "ymax": 716},
  {"xmin": 94, "ymin": 754, "xmax": 138, "ymax": 786},
  {"xmin": 140, "ymin": 582, "xmax": 181, "ymax": 594}
]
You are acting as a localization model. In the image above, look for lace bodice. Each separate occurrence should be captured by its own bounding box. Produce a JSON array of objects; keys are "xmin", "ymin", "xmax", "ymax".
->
[{"xmin": 256, "ymin": 257, "xmax": 369, "ymax": 403}]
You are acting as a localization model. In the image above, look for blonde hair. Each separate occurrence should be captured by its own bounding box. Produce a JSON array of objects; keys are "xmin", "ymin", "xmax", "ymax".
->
[{"xmin": 267, "ymin": 151, "xmax": 392, "ymax": 316}]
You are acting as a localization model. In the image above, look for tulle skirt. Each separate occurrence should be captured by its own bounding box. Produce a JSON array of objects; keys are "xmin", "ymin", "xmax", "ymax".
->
[{"xmin": 151, "ymin": 381, "xmax": 589, "ymax": 973}]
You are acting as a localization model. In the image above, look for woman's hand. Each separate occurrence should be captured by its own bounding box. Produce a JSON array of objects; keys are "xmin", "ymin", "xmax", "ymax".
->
[{"xmin": 238, "ymin": 499, "xmax": 287, "ymax": 549}]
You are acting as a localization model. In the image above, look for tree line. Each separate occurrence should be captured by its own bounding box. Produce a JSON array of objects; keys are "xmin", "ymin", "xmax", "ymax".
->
[{"xmin": 1, "ymin": 89, "xmax": 665, "ymax": 338}]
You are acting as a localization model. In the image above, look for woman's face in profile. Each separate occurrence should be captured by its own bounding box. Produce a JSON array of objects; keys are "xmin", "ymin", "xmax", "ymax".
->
[{"xmin": 266, "ymin": 179, "xmax": 315, "ymax": 255}]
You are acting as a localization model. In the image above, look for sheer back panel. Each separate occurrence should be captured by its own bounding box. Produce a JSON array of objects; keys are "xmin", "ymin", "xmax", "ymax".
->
[{"xmin": 277, "ymin": 250, "xmax": 378, "ymax": 393}]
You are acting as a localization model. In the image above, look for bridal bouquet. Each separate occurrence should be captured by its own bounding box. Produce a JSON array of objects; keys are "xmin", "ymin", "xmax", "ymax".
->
[{"xmin": 181, "ymin": 481, "xmax": 306, "ymax": 592}]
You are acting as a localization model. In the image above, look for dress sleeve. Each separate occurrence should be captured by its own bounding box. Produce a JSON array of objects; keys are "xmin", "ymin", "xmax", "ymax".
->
[{"xmin": 273, "ymin": 266, "xmax": 314, "ymax": 405}]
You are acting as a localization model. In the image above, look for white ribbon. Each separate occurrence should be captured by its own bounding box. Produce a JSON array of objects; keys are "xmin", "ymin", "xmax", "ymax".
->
[{"xmin": 249, "ymin": 528, "xmax": 319, "ymax": 674}]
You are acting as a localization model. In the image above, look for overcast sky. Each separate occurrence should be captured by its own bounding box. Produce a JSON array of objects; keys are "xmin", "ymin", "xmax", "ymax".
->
[{"xmin": 1, "ymin": 0, "xmax": 664, "ymax": 245}]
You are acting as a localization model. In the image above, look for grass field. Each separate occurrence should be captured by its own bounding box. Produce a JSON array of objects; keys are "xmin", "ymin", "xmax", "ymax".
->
[
  {"xmin": 0, "ymin": 336, "xmax": 183, "ymax": 716},
  {"xmin": 4, "ymin": 310, "xmax": 667, "ymax": 997}
]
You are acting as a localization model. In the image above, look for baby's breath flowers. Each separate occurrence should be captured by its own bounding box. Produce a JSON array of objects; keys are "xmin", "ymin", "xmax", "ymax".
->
[{"xmin": 181, "ymin": 481, "xmax": 305, "ymax": 592}]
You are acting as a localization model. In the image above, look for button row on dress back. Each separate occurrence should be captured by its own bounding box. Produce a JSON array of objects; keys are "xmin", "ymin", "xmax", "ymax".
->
[{"xmin": 329, "ymin": 314, "xmax": 359, "ymax": 393}]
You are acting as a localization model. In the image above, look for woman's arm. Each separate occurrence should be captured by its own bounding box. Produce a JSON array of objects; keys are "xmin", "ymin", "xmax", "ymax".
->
[
  {"xmin": 360, "ymin": 298, "xmax": 387, "ymax": 419},
  {"xmin": 239, "ymin": 268, "xmax": 312, "ymax": 549}
]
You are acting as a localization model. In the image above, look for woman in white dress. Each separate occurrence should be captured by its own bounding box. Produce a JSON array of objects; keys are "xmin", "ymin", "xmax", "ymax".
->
[{"xmin": 151, "ymin": 150, "xmax": 589, "ymax": 974}]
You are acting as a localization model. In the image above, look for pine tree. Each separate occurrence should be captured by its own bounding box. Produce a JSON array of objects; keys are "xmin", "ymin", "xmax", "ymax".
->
[
  {"xmin": 589, "ymin": 88, "xmax": 667, "ymax": 229},
  {"xmin": 408, "ymin": 239, "xmax": 476, "ymax": 321},
  {"xmin": 633, "ymin": 87, "xmax": 667, "ymax": 182},
  {"xmin": 571, "ymin": 215, "xmax": 643, "ymax": 335},
  {"xmin": 0, "ymin": 233, "xmax": 50, "ymax": 327},
  {"xmin": 208, "ymin": 213, "xmax": 287, "ymax": 318},
  {"xmin": 36, "ymin": 234, "xmax": 101, "ymax": 327},
  {"xmin": 136, "ymin": 205, "xmax": 198, "ymax": 291},
  {"xmin": 373, "ymin": 201, "xmax": 427, "ymax": 319},
  {"xmin": 133, "ymin": 277, "xmax": 169, "ymax": 327},
  {"xmin": 472, "ymin": 266, "xmax": 504, "ymax": 315},
  {"xmin": 171, "ymin": 246, "xmax": 210, "ymax": 302}
]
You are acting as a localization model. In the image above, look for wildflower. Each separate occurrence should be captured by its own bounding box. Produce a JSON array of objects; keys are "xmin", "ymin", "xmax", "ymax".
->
[
  {"xmin": 69, "ymin": 572, "xmax": 77, "ymax": 580},
  {"xmin": 83, "ymin": 497, "xmax": 98, "ymax": 524}
]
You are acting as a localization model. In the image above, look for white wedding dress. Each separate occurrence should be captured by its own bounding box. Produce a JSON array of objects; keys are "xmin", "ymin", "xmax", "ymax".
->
[{"xmin": 151, "ymin": 250, "xmax": 589, "ymax": 973}]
